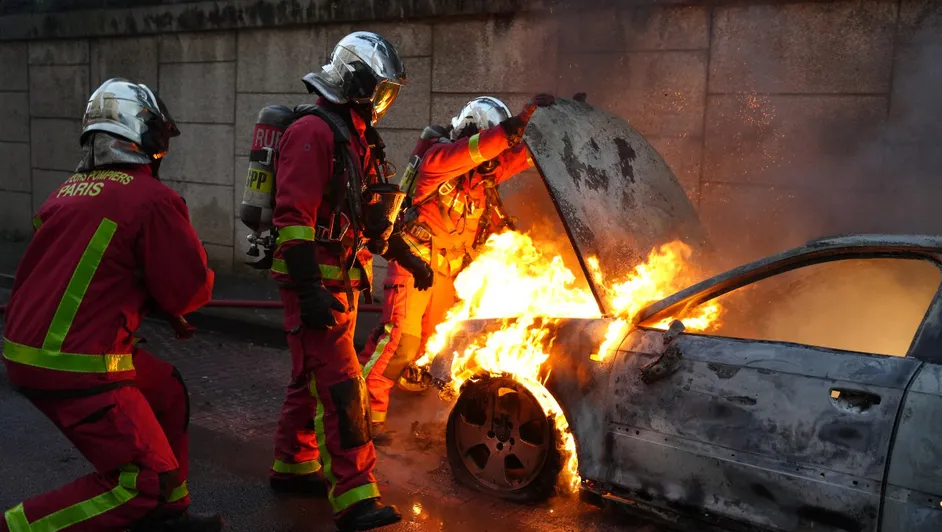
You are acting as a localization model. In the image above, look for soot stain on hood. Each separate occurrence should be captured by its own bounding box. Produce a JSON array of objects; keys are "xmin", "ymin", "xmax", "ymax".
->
[
  {"xmin": 560, "ymin": 134, "xmax": 610, "ymax": 192},
  {"xmin": 613, "ymin": 137, "xmax": 637, "ymax": 184}
]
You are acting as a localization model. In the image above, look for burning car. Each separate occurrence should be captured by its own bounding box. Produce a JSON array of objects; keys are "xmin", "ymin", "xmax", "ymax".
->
[{"xmin": 416, "ymin": 99, "xmax": 942, "ymax": 531}]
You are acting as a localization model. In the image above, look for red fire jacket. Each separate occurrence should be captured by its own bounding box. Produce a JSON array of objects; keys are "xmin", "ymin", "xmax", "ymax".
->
[
  {"xmin": 270, "ymin": 101, "xmax": 375, "ymax": 292},
  {"xmin": 410, "ymin": 125, "xmax": 531, "ymax": 254},
  {"xmin": 2, "ymin": 164, "xmax": 214, "ymax": 392}
]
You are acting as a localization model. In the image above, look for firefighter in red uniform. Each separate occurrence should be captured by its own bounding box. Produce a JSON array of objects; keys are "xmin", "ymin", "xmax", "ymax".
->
[
  {"xmin": 266, "ymin": 32, "xmax": 432, "ymax": 531},
  {"xmin": 1, "ymin": 79, "xmax": 220, "ymax": 531},
  {"xmin": 359, "ymin": 95, "xmax": 555, "ymax": 441}
]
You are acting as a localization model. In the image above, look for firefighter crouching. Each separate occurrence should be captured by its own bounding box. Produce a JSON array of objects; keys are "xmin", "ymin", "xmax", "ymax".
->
[
  {"xmin": 266, "ymin": 32, "xmax": 433, "ymax": 531},
  {"xmin": 358, "ymin": 94, "xmax": 556, "ymax": 442},
  {"xmin": 1, "ymin": 79, "xmax": 220, "ymax": 531}
]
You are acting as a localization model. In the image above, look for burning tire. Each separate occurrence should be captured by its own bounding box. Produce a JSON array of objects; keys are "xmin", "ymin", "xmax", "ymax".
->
[{"xmin": 445, "ymin": 376, "xmax": 562, "ymax": 502}]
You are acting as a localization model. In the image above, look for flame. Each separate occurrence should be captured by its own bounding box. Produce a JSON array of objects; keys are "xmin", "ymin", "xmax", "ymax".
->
[{"xmin": 418, "ymin": 231, "xmax": 723, "ymax": 494}]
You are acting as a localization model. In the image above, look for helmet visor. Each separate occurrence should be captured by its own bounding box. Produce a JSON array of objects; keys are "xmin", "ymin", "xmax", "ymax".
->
[
  {"xmin": 334, "ymin": 32, "xmax": 407, "ymax": 86},
  {"xmin": 372, "ymin": 81, "xmax": 401, "ymax": 123}
]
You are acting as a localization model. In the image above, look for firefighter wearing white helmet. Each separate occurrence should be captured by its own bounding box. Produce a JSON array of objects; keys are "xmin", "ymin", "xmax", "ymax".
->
[
  {"xmin": 266, "ymin": 31, "xmax": 429, "ymax": 532},
  {"xmin": 358, "ymin": 93, "xmax": 556, "ymax": 443}
]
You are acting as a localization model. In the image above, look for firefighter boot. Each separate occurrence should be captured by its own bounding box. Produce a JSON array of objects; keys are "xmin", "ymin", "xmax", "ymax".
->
[
  {"xmin": 371, "ymin": 422, "xmax": 395, "ymax": 448},
  {"xmin": 270, "ymin": 473, "xmax": 329, "ymax": 497},
  {"xmin": 335, "ymin": 498, "xmax": 402, "ymax": 531},
  {"xmin": 130, "ymin": 511, "xmax": 224, "ymax": 532}
]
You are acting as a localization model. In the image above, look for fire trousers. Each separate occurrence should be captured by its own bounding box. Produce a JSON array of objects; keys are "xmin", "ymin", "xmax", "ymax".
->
[
  {"xmin": 2, "ymin": 348, "xmax": 190, "ymax": 532},
  {"xmin": 358, "ymin": 260, "xmax": 457, "ymax": 424},
  {"xmin": 271, "ymin": 287, "xmax": 380, "ymax": 515}
]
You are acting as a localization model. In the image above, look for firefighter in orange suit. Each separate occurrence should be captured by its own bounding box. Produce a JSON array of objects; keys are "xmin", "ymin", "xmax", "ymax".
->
[
  {"xmin": 358, "ymin": 95, "xmax": 555, "ymax": 442},
  {"xmin": 1, "ymin": 79, "xmax": 221, "ymax": 531},
  {"xmin": 266, "ymin": 32, "xmax": 432, "ymax": 531}
]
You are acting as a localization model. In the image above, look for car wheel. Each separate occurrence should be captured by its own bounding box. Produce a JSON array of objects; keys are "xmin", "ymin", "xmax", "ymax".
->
[{"xmin": 446, "ymin": 376, "xmax": 562, "ymax": 502}]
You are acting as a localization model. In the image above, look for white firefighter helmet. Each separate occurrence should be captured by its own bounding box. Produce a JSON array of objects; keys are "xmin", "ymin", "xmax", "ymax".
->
[
  {"xmin": 302, "ymin": 31, "xmax": 407, "ymax": 124},
  {"xmin": 80, "ymin": 78, "xmax": 180, "ymax": 160},
  {"xmin": 450, "ymin": 96, "xmax": 512, "ymax": 141}
]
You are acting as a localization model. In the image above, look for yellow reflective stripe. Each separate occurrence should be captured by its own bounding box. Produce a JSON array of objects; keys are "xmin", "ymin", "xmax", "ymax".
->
[
  {"xmin": 14, "ymin": 464, "xmax": 139, "ymax": 531},
  {"xmin": 371, "ymin": 410, "xmax": 387, "ymax": 423},
  {"xmin": 271, "ymin": 258, "xmax": 288, "ymax": 275},
  {"xmin": 4, "ymin": 503, "xmax": 29, "ymax": 532},
  {"xmin": 168, "ymin": 481, "xmax": 188, "ymax": 503},
  {"xmin": 43, "ymin": 218, "xmax": 118, "ymax": 353},
  {"xmin": 2, "ymin": 339, "xmax": 133, "ymax": 374},
  {"xmin": 333, "ymin": 483, "xmax": 381, "ymax": 513},
  {"xmin": 309, "ymin": 378, "xmax": 380, "ymax": 513},
  {"xmin": 275, "ymin": 225, "xmax": 315, "ymax": 247},
  {"xmin": 310, "ymin": 374, "xmax": 341, "ymax": 510},
  {"xmin": 270, "ymin": 259, "xmax": 362, "ymax": 281},
  {"xmin": 468, "ymin": 133, "xmax": 485, "ymax": 164},
  {"xmin": 362, "ymin": 323, "xmax": 394, "ymax": 378},
  {"xmin": 272, "ymin": 459, "xmax": 322, "ymax": 475}
]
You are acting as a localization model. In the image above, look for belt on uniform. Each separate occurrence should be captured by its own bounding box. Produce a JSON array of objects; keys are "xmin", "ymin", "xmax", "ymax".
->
[{"xmin": 405, "ymin": 223, "xmax": 432, "ymax": 243}]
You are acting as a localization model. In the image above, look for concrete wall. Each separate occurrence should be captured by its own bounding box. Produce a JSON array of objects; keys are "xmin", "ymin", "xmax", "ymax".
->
[{"xmin": 2, "ymin": 0, "xmax": 942, "ymax": 279}]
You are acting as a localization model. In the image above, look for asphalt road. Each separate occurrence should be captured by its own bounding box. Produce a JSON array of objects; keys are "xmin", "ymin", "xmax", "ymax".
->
[{"xmin": 0, "ymin": 301, "xmax": 660, "ymax": 532}]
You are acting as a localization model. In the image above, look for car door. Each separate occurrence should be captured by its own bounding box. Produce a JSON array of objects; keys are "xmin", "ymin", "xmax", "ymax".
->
[
  {"xmin": 882, "ymin": 322, "xmax": 942, "ymax": 531},
  {"xmin": 602, "ymin": 254, "xmax": 941, "ymax": 531}
]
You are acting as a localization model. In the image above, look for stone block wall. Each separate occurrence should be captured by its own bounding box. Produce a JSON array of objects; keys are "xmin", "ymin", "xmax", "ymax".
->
[{"xmin": 2, "ymin": 0, "xmax": 942, "ymax": 278}]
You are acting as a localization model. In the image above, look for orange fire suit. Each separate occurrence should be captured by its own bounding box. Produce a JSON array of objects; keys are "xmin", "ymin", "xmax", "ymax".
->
[
  {"xmin": 268, "ymin": 100, "xmax": 384, "ymax": 516},
  {"xmin": 358, "ymin": 124, "xmax": 532, "ymax": 424},
  {"xmin": 1, "ymin": 164, "xmax": 214, "ymax": 531}
]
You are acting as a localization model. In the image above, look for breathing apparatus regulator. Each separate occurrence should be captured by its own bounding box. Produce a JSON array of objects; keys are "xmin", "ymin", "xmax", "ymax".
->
[{"xmin": 362, "ymin": 132, "xmax": 406, "ymax": 255}]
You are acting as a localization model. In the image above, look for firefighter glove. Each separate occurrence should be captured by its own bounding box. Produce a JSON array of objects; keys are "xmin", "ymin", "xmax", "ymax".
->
[
  {"xmin": 363, "ymin": 208, "xmax": 392, "ymax": 255},
  {"xmin": 502, "ymin": 94, "xmax": 555, "ymax": 146},
  {"xmin": 518, "ymin": 93, "xmax": 556, "ymax": 123},
  {"xmin": 297, "ymin": 283, "xmax": 345, "ymax": 329},
  {"xmin": 403, "ymin": 255, "xmax": 434, "ymax": 291},
  {"xmin": 282, "ymin": 240, "xmax": 346, "ymax": 329},
  {"xmin": 383, "ymin": 234, "xmax": 434, "ymax": 291},
  {"xmin": 499, "ymin": 116, "xmax": 527, "ymax": 147}
]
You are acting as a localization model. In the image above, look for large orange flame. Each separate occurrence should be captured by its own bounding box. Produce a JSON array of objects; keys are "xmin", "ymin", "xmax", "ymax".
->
[{"xmin": 418, "ymin": 231, "xmax": 722, "ymax": 494}]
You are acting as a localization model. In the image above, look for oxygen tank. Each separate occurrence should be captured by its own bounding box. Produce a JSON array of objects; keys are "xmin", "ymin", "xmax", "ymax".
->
[{"xmin": 240, "ymin": 105, "xmax": 295, "ymax": 234}]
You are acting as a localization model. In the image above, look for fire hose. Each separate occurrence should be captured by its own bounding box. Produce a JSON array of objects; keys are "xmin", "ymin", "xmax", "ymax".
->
[{"xmin": 0, "ymin": 300, "xmax": 383, "ymax": 317}]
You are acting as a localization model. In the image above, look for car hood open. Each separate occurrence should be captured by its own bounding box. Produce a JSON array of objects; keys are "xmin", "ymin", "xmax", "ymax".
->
[{"xmin": 522, "ymin": 98, "xmax": 710, "ymax": 316}]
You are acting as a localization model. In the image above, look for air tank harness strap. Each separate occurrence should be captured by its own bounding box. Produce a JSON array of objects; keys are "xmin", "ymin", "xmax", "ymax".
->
[
  {"xmin": 438, "ymin": 173, "xmax": 471, "ymax": 237},
  {"xmin": 293, "ymin": 104, "xmax": 362, "ymax": 310}
]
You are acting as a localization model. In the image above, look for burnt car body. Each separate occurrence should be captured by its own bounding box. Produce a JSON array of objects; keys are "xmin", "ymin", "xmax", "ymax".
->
[{"xmin": 433, "ymin": 100, "xmax": 942, "ymax": 531}]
